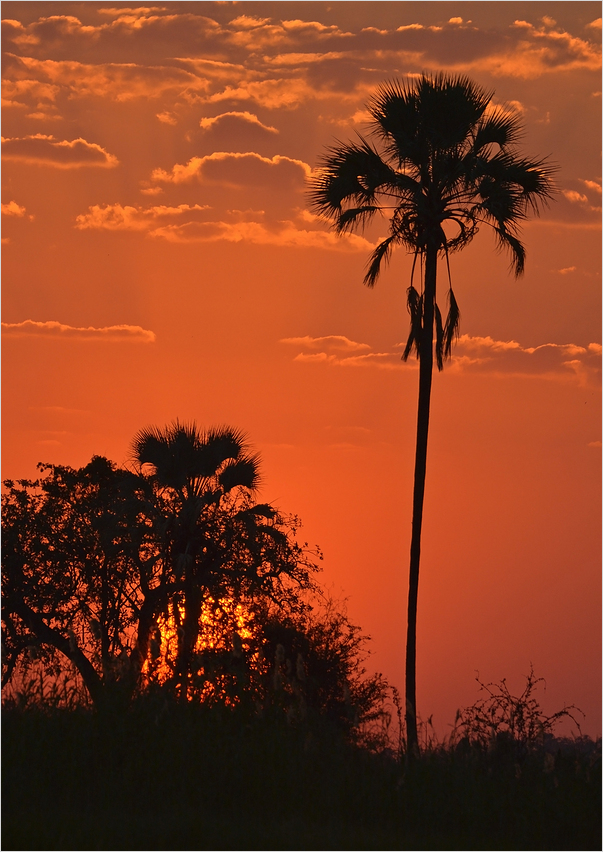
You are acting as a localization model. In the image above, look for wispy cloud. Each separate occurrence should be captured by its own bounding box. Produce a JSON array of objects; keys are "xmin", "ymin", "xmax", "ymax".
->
[
  {"xmin": 149, "ymin": 219, "xmax": 373, "ymax": 250},
  {"xmin": 73, "ymin": 203, "xmax": 373, "ymax": 250},
  {"xmin": 450, "ymin": 336, "xmax": 602, "ymax": 384},
  {"xmin": 2, "ymin": 320, "xmax": 156, "ymax": 342},
  {"xmin": 1, "ymin": 134, "xmax": 118, "ymax": 168},
  {"xmin": 281, "ymin": 335, "xmax": 370, "ymax": 352},
  {"xmin": 75, "ymin": 203, "xmax": 209, "ymax": 231},
  {"xmin": 282, "ymin": 333, "xmax": 602, "ymax": 383},
  {"xmin": 282, "ymin": 334, "xmax": 404, "ymax": 370}
]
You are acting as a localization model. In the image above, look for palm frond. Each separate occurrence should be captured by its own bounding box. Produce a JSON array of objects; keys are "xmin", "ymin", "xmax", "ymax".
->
[
  {"xmin": 494, "ymin": 225, "xmax": 526, "ymax": 277},
  {"xmin": 401, "ymin": 285, "xmax": 423, "ymax": 361},
  {"xmin": 308, "ymin": 139, "xmax": 397, "ymax": 221},
  {"xmin": 363, "ymin": 235, "xmax": 397, "ymax": 288},
  {"xmin": 337, "ymin": 205, "xmax": 382, "ymax": 234},
  {"xmin": 473, "ymin": 107, "xmax": 523, "ymax": 152},
  {"xmin": 434, "ymin": 302, "xmax": 445, "ymax": 371},
  {"xmin": 443, "ymin": 288, "xmax": 461, "ymax": 359},
  {"xmin": 218, "ymin": 455, "xmax": 261, "ymax": 495}
]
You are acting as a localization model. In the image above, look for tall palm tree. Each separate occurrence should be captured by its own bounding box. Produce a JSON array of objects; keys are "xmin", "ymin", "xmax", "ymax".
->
[
  {"xmin": 132, "ymin": 421, "xmax": 260, "ymax": 698},
  {"xmin": 309, "ymin": 73, "xmax": 554, "ymax": 753}
]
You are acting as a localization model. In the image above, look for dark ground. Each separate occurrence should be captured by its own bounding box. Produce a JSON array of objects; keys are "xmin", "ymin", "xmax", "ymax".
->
[{"xmin": 2, "ymin": 702, "xmax": 601, "ymax": 851}]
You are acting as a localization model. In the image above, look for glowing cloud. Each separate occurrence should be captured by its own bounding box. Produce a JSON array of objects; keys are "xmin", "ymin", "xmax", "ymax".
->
[
  {"xmin": 282, "ymin": 334, "xmax": 601, "ymax": 382},
  {"xmin": 2, "ymin": 320, "xmax": 156, "ymax": 342},
  {"xmin": 1, "ymin": 201, "xmax": 27, "ymax": 217},
  {"xmin": 151, "ymin": 151, "xmax": 311, "ymax": 187},
  {"xmin": 75, "ymin": 203, "xmax": 209, "ymax": 231},
  {"xmin": 199, "ymin": 111, "xmax": 279, "ymax": 134},
  {"xmin": 1, "ymin": 134, "xmax": 118, "ymax": 168},
  {"xmin": 281, "ymin": 335, "xmax": 370, "ymax": 352}
]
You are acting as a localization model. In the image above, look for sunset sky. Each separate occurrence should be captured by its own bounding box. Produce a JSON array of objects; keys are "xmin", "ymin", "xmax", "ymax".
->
[{"xmin": 2, "ymin": 1, "xmax": 601, "ymax": 735}]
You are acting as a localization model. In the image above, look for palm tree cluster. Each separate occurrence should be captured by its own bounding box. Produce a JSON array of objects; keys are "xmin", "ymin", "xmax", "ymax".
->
[{"xmin": 310, "ymin": 73, "xmax": 554, "ymax": 752}]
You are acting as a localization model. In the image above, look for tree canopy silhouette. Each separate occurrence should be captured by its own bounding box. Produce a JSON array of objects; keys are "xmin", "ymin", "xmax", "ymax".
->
[
  {"xmin": 2, "ymin": 423, "xmax": 388, "ymax": 735},
  {"xmin": 309, "ymin": 73, "xmax": 555, "ymax": 753},
  {"xmin": 2, "ymin": 426, "xmax": 317, "ymax": 709}
]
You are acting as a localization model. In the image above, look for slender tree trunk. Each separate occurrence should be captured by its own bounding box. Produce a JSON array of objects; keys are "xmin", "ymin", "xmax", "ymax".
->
[{"xmin": 405, "ymin": 239, "xmax": 437, "ymax": 755}]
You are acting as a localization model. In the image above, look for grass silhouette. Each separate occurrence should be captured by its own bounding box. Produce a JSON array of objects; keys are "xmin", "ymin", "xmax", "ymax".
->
[{"xmin": 3, "ymin": 673, "xmax": 600, "ymax": 851}]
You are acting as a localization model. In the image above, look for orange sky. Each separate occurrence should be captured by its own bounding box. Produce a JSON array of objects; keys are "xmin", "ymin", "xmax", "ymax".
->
[{"xmin": 2, "ymin": 1, "xmax": 601, "ymax": 736}]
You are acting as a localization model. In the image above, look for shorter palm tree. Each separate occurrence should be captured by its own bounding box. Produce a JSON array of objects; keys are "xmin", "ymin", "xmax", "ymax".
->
[{"xmin": 132, "ymin": 421, "xmax": 261, "ymax": 698}]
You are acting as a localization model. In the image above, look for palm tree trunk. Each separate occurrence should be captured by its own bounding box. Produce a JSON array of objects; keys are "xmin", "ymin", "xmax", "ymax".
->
[{"xmin": 405, "ymin": 240, "xmax": 437, "ymax": 755}]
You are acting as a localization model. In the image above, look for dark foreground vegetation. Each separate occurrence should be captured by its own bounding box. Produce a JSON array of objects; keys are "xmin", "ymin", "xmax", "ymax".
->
[{"xmin": 3, "ymin": 691, "xmax": 600, "ymax": 851}]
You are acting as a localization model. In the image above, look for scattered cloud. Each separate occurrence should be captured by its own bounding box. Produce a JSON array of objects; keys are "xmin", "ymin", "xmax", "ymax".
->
[
  {"xmin": 281, "ymin": 335, "xmax": 371, "ymax": 352},
  {"xmin": 1, "ymin": 134, "xmax": 118, "ymax": 168},
  {"xmin": 2, "ymin": 78, "xmax": 60, "ymax": 109},
  {"xmin": 75, "ymin": 202, "xmax": 209, "ymax": 231},
  {"xmin": 148, "ymin": 219, "xmax": 373, "ymax": 250},
  {"xmin": 73, "ymin": 201, "xmax": 373, "ymax": 250},
  {"xmin": 282, "ymin": 334, "xmax": 405, "ymax": 370},
  {"xmin": 580, "ymin": 179, "xmax": 602, "ymax": 194},
  {"xmin": 557, "ymin": 266, "xmax": 577, "ymax": 274},
  {"xmin": 1, "ymin": 320, "xmax": 156, "ymax": 342},
  {"xmin": 5, "ymin": 55, "xmax": 210, "ymax": 103},
  {"xmin": 563, "ymin": 189, "xmax": 588, "ymax": 203},
  {"xmin": 282, "ymin": 333, "xmax": 602, "ymax": 383},
  {"xmin": 199, "ymin": 111, "xmax": 278, "ymax": 134},
  {"xmin": 156, "ymin": 111, "xmax": 177, "ymax": 124},
  {"xmin": 1, "ymin": 201, "xmax": 28, "ymax": 217},
  {"xmin": 450, "ymin": 336, "xmax": 602, "ymax": 384},
  {"xmin": 151, "ymin": 151, "xmax": 311, "ymax": 188}
]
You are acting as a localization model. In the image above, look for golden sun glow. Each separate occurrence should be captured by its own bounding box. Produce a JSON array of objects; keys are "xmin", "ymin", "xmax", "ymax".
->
[{"xmin": 143, "ymin": 597, "xmax": 258, "ymax": 701}]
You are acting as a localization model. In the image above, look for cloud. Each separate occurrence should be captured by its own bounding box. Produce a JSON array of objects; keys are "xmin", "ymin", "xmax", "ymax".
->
[
  {"xmin": 1, "ymin": 78, "xmax": 60, "ymax": 109},
  {"xmin": 1, "ymin": 201, "xmax": 28, "ymax": 217},
  {"xmin": 156, "ymin": 111, "xmax": 177, "ymax": 124},
  {"xmin": 193, "ymin": 111, "xmax": 281, "ymax": 153},
  {"xmin": 281, "ymin": 335, "xmax": 370, "ymax": 352},
  {"xmin": 73, "ymin": 202, "xmax": 374, "ymax": 250},
  {"xmin": 75, "ymin": 202, "xmax": 209, "ymax": 231},
  {"xmin": 282, "ymin": 333, "xmax": 602, "ymax": 383},
  {"xmin": 151, "ymin": 151, "xmax": 311, "ymax": 188},
  {"xmin": 1, "ymin": 134, "xmax": 118, "ymax": 168},
  {"xmin": 563, "ymin": 189, "xmax": 588, "ymax": 203},
  {"xmin": 148, "ymin": 219, "xmax": 373, "ymax": 250},
  {"xmin": 581, "ymin": 179, "xmax": 602, "ymax": 194},
  {"xmin": 1, "ymin": 320, "xmax": 156, "ymax": 342},
  {"xmin": 5, "ymin": 55, "xmax": 209, "ymax": 103},
  {"xmin": 557, "ymin": 266, "xmax": 576, "ymax": 275},
  {"xmin": 282, "ymin": 334, "xmax": 405, "ymax": 370},
  {"xmin": 199, "ymin": 111, "xmax": 278, "ymax": 134},
  {"xmin": 450, "ymin": 336, "xmax": 602, "ymax": 384},
  {"xmin": 97, "ymin": 6, "xmax": 168, "ymax": 17}
]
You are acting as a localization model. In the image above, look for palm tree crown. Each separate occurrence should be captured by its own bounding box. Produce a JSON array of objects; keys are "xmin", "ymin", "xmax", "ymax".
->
[
  {"xmin": 310, "ymin": 73, "xmax": 554, "ymax": 366},
  {"xmin": 132, "ymin": 421, "xmax": 260, "ymax": 505}
]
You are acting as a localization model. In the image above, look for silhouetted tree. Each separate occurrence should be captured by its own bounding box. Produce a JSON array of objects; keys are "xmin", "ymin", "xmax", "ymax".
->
[
  {"xmin": 2, "ymin": 426, "xmax": 319, "ymax": 709},
  {"xmin": 310, "ymin": 74, "xmax": 555, "ymax": 752},
  {"xmin": 2, "ymin": 457, "xmax": 156, "ymax": 710}
]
